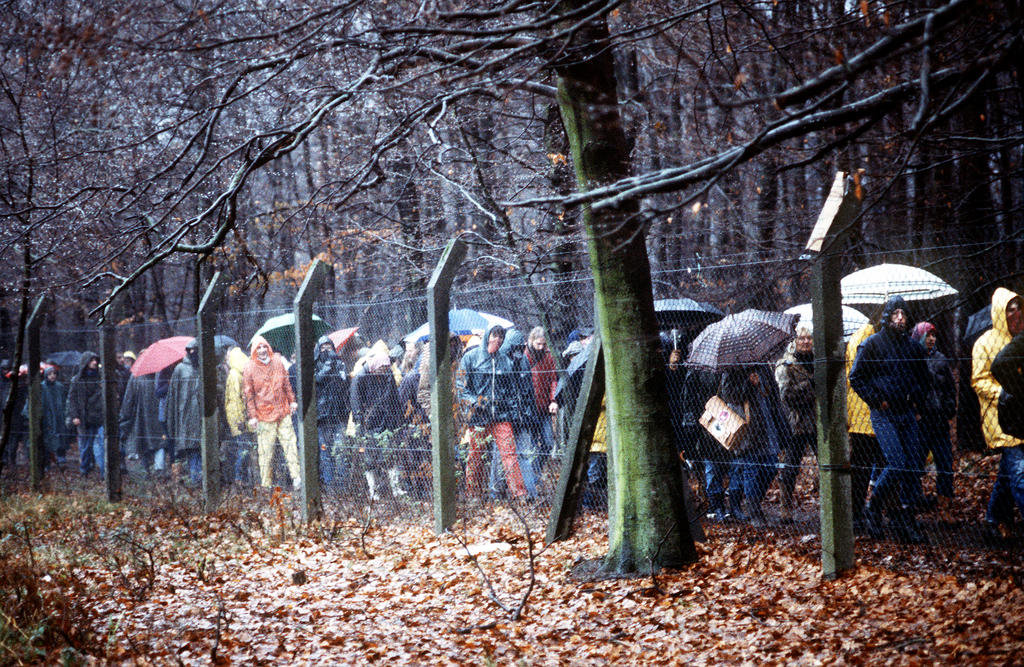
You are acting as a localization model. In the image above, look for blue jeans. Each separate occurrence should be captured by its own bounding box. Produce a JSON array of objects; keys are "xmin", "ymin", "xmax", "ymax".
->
[
  {"xmin": 986, "ymin": 445, "xmax": 1024, "ymax": 525},
  {"xmin": 869, "ymin": 410, "xmax": 922, "ymax": 516},
  {"xmin": 78, "ymin": 425, "xmax": 105, "ymax": 476},
  {"xmin": 583, "ymin": 452, "xmax": 607, "ymax": 508},
  {"xmin": 318, "ymin": 422, "xmax": 343, "ymax": 488},
  {"xmin": 705, "ymin": 445, "xmax": 732, "ymax": 513},
  {"xmin": 917, "ymin": 416, "xmax": 954, "ymax": 498},
  {"xmin": 727, "ymin": 451, "xmax": 777, "ymax": 511}
]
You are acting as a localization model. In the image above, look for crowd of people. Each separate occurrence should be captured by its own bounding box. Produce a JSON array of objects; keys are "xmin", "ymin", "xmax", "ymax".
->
[{"xmin": 3, "ymin": 285, "xmax": 1024, "ymax": 545}]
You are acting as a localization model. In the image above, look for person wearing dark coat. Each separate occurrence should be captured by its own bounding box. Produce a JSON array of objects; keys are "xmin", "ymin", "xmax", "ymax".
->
[
  {"xmin": 720, "ymin": 364, "xmax": 791, "ymax": 523},
  {"xmin": 166, "ymin": 339, "xmax": 202, "ymax": 484},
  {"xmin": 910, "ymin": 322, "xmax": 957, "ymax": 508},
  {"xmin": 774, "ymin": 325, "xmax": 817, "ymax": 522},
  {"xmin": 66, "ymin": 351, "xmax": 105, "ymax": 476},
  {"xmin": 850, "ymin": 295, "xmax": 931, "ymax": 543},
  {"xmin": 21, "ymin": 367, "xmax": 68, "ymax": 471},
  {"xmin": 350, "ymin": 350, "xmax": 405, "ymax": 497},
  {"xmin": 458, "ymin": 326, "xmax": 527, "ymax": 499},
  {"xmin": 493, "ymin": 330, "xmax": 539, "ymax": 499},
  {"xmin": 2, "ymin": 364, "xmax": 28, "ymax": 466},
  {"xmin": 314, "ymin": 335, "xmax": 349, "ymax": 487},
  {"xmin": 118, "ymin": 372, "xmax": 166, "ymax": 474}
]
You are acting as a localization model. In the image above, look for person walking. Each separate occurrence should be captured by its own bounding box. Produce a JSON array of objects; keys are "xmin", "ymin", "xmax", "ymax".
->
[
  {"xmin": 314, "ymin": 335, "xmax": 349, "ymax": 488},
  {"xmin": 223, "ymin": 345, "xmax": 255, "ymax": 485},
  {"xmin": 774, "ymin": 325, "xmax": 817, "ymax": 522},
  {"xmin": 850, "ymin": 296, "xmax": 931, "ymax": 543},
  {"xmin": 972, "ymin": 287, "xmax": 1024, "ymax": 540},
  {"xmin": 166, "ymin": 339, "xmax": 203, "ymax": 485},
  {"xmin": 458, "ymin": 325, "xmax": 527, "ymax": 500},
  {"xmin": 243, "ymin": 336, "xmax": 300, "ymax": 490},
  {"xmin": 910, "ymin": 321, "xmax": 956, "ymax": 513},
  {"xmin": 118, "ymin": 372, "xmax": 165, "ymax": 475},
  {"xmin": 721, "ymin": 364, "xmax": 789, "ymax": 524},
  {"xmin": 22, "ymin": 367, "xmax": 68, "ymax": 471},
  {"xmin": 66, "ymin": 352, "xmax": 105, "ymax": 476}
]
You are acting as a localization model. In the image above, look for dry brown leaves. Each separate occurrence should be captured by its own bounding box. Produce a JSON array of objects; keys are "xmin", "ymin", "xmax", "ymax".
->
[{"xmin": 52, "ymin": 505, "xmax": 1023, "ymax": 664}]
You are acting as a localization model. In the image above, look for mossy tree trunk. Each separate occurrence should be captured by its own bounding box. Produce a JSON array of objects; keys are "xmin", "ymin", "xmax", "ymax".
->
[{"xmin": 553, "ymin": 3, "xmax": 697, "ymax": 574}]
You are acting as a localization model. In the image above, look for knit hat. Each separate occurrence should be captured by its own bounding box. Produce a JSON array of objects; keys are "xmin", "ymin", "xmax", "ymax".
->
[{"xmin": 911, "ymin": 321, "xmax": 936, "ymax": 344}]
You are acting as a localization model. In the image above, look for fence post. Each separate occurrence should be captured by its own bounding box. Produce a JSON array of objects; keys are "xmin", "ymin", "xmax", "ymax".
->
[
  {"xmin": 295, "ymin": 259, "xmax": 328, "ymax": 522},
  {"xmin": 100, "ymin": 300, "xmax": 122, "ymax": 502},
  {"xmin": 429, "ymin": 238, "xmax": 467, "ymax": 534},
  {"xmin": 197, "ymin": 271, "xmax": 225, "ymax": 512},
  {"xmin": 25, "ymin": 295, "xmax": 46, "ymax": 491},
  {"xmin": 546, "ymin": 336, "xmax": 605, "ymax": 544},
  {"xmin": 811, "ymin": 172, "xmax": 860, "ymax": 579}
]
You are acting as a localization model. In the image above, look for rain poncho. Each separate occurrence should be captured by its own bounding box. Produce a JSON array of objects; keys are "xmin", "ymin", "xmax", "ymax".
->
[{"xmin": 972, "ymin": 287, "xmax": 1024, "ymax": 451}]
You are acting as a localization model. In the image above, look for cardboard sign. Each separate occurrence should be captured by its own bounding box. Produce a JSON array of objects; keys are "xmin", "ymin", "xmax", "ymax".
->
[{"xmin": 699, "ymin": 395, "xmax": 749, "ymax": 450}]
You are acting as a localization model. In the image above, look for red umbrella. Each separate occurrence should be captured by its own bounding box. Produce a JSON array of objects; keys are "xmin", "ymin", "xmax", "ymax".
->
[
  {"xmin": 131, "ymin": 336, "xmax": 194, "ymax": 376},
  {"xmin": 18, "ymin": 362, "xmax": 55, "ymax": 376},
  {"xmin": 327, "ymin": 327, "xmax": 359, "ymax": 353}
]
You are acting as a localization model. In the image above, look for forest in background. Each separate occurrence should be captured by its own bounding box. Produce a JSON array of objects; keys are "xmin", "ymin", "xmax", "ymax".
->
[{"xmin": 1, "ymin": 0, "xmax": 1020, "ymax": 351}]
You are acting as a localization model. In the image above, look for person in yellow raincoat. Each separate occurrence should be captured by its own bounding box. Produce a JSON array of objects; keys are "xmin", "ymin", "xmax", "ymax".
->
[
  {"xmin": 223, "ymin": 346, "xmax": 256, "ymax": 485},
  {"xmin": 971, "ymin": 287, "xmax": 1024, "ymax": 538},
  {"xmin": 847, "ymin": 320, "xmax": 882, "ymax": 524}
]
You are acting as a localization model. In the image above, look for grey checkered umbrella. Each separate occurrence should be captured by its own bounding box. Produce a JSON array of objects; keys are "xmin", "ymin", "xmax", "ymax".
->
[{"xmin": 685, "ymin": 309, "xmax": 799, "ymax": 370}]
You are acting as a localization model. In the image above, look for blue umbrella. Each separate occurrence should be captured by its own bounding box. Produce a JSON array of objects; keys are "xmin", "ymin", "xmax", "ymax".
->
[
  {"xmin": 404, "ymin": 309, "xmax": 514, "ymax": 343},
  {"xmin": 654, "ymin": 298, "xmax": 724, "ymax": 329}
]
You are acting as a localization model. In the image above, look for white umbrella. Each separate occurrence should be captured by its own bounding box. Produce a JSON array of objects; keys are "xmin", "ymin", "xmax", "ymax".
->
[
  {"xmin": 783, "ymin": 303, "xmax": 869, "ymax": 340},
  {"xmin": 840, "ymin": 263, "xmax": 957, "ymax": 304}
]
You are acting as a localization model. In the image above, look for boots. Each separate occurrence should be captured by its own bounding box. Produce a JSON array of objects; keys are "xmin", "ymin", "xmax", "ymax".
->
[
  {"xmin": 388, "ymin": 468, "xmax": 408, "ymax": 498},
  {"xmin": 725, "ymin": 493, "xmax": 746, "ymax": 522},
  {"xmin": 779, "ymin": 494, "xmax": 795, "ymax": 524}
]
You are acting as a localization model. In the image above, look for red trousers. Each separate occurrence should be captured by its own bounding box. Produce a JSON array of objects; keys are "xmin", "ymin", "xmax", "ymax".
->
[{"xmin": 465, "ymin": 422, "xmax": 526, "ymax": 498}]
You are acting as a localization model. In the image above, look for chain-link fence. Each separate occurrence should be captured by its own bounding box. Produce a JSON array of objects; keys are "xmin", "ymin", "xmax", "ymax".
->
[{"xmin": 3, "ymin": 247, "xmax": 1022, "ymax": 560}]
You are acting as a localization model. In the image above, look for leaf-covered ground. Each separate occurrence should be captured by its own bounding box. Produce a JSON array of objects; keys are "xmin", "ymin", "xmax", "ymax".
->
[{"xmin": 2, "ymin": 476, "xmax": 1022, "ymax": 665}]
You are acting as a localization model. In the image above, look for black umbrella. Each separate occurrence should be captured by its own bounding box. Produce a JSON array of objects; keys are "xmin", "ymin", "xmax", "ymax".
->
[
  {"xmin": 964, "ymin": 305, "xmax": 991, "ymax": 346},
  {"xmin": 654, "ymin": 298, "xmax": 724, "ymax": 329},
  {"xmin": 45, "ymin": 350, "xmax": 82, "ymax": 368},
  {"xmin": 686, "ymin": 309, "xmax": 798, "ymax": 371}
]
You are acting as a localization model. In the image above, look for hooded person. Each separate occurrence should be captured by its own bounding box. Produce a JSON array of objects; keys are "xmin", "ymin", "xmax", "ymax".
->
[
  {"xmin": 118, "ymin": 370, "xmax": 165, "ymax": 474},
  {"xmin": 457, "ymin": 325, "xmax": 527, "ymax": 499},
  {"xmin": 910, "ymin": 321, "xmax": 956, "ymax": 510},
  {"xmin": 222, "ymin": 345, "xmax": 255, "ymax": 486},
  {"xmin": 774, "ymin": 324, "xmax": 817, "ymax": 522},
  {"xmin": 65, "ymin": 351, "xmax": 105, "ymax": 476},
  {"xmin": 350, "ymin": 344, "xmax": 405, "ymax": 498},
  {"xmin": 22, "ymin": 366, "xmax": 68, "ymax": 471},
  {"xmin": 243, "ymin": 335, "xmax": 300, "ymax": 489},
  {"xmin": 492, "ymin": 329, "xmax": 538, "ymax": 499},
  {"xmin": 167, "ymin": 338, "xmax": 203, "ymax": 484},
  {"xmin": 850, "ymin": 295, "xmax": 931, "ymax": 543},
  {"xmin": 972, "ymin": 287, "xmax": 1024, "ymax": 539},
  {"xmin": 315, "ymin": 335, "xmax": 349, "ymax": 488}
]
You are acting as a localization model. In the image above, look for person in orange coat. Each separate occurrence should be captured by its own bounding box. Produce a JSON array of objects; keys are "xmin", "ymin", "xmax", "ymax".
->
[{"xmin": 243, "ymin": 335, "xmax": 300, "ymax": 489}]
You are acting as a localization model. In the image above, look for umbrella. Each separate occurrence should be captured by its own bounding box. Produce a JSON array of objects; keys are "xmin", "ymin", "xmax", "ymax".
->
[
  {"xmin": 783, "ymin": 303, "xmax": 869, "ymax": 340},
  {"xmin": 841, "ymin": 263, "xmax": 958, "ymax": 304},
  {"xmin": 403, "ymin": 308, "xmax": 514, "ymax": 343},
  {"xmin": 131, "ymin": 336, "xmax": 194, "ymax": 376},
  {"xmin": 214, "ymin": 334, "xmax": 239, "ymax": 352},
  {"xmin": 654, "ymin": 298, "xmax": 724, "ymax": 328},
  {"xmin": 686, "ymin": 309, "xmax": 799, "ymax": 371},
  {"xmin": 964, "ymin": 305, "xmax": 991, "ymax": 345},
  {"xmin": 45, "ymin": 350, "xmax": 82, "ymax": 367},
  {"xmin": 328, "ymin": 327, "xmax": 359, "ymax": 352},
  {"xmin": 252, "ymin": 313, "xmax": 332, "ymax": 358}
]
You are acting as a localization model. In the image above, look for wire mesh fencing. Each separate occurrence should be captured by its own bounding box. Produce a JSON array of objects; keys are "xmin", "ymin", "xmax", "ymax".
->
[{"xmin": 3, "ymin": 251, "xmax": 1022, "ymax": 561}]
